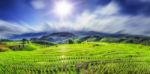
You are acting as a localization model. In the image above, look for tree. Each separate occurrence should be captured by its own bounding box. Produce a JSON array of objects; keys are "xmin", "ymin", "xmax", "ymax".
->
[
  {"xmin": 68, "ymin": 39, "xmax": 74, "ymax": 44},
  {"xmin": 22, "ymin": 38, "xmax": 27, "ymax": 47}
]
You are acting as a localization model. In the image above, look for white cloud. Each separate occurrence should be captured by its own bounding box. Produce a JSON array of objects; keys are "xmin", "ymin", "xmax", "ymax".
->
[
  {"xmin": 1, "ymin": 1, "xmax": 150, "ymax": 38},
  {"xmin": 95, "ymin": 2, "xmax": 119, "ymax": 15},
  {"xmin": 47, "ymin": 2, "xmax": 120, "ymax": 31},
  {"xmin": 0, "ymin": 20, "xmax": 37, "ymax": 38},
  {"xmin": 31, "ymin": 0, "xmax": 46, "ymax": 9},
  {"xmin": 45, "ymin": 1, "xmax": 150, "ymax": 36}
]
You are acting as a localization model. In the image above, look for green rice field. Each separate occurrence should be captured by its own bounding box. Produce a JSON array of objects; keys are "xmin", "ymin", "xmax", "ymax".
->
[{"xmin": 1, "ymin": 42, "xmax": 150, "ymax": 74}]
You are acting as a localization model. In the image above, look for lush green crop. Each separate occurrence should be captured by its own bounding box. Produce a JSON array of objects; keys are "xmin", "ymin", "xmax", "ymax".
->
[{"xmin": 1, "ymin": 42, "xmax": 150, "ymax": 74}]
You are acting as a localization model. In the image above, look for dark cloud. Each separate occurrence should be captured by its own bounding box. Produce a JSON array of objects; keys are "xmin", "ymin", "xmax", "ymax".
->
[{"xmin": 115, "ymin": 0, "xmax": 150, "ymax": 15}]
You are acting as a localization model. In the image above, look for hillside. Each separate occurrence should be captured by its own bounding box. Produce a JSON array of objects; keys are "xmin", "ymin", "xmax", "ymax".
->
[{"xmin": 1, "ymin": 42, "xmax": 150, "ymax": 73}]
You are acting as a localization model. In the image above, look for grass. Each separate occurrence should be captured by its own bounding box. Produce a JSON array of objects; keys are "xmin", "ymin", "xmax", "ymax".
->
[{"xmin": 1, "ymin": 42, "xmax": 150, "ymax": 74}]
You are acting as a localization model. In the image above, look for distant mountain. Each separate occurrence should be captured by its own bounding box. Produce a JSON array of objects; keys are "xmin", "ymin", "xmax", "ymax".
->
[
  {"xmin": 8, "ymin": 31, "xmax": 150, "ymax": 44},
  {"xmin": 73, "ymin": 31, "xmax": 129, "ymax": 37},
  {"xmin": 73, "ymin": 31, "xmax": 110, "ymax": 37},
  {"xmin": 7, "ymin": 30, "xmax": 131, "ymax": 40},
  {"xmin": 40, "ymin": 32, "xmax": 76, "ymax": 43},
  {"xmin": 38, "ymin": 31, "xmax": 132, "ymax": 43},
  {"xmin": 9, "ymin": 32, "xmax": 48, "ymax": 40},
  {"xmin": 47, "ymin": 32, "xmax": 75, "ymax": 37}
]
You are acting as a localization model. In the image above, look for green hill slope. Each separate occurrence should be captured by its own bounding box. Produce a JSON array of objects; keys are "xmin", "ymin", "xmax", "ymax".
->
[{"xmin": 1, "ymin": 42, "xmax": 150, "ymax": 74}]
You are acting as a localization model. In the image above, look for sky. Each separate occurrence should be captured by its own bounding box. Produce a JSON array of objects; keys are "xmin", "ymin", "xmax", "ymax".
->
[{"xmin": 1, "ymin": 0, "xmax": 150, "ymax": 38}]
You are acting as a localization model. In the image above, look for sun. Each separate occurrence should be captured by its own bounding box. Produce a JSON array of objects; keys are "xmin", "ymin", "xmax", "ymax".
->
[{"xmin": 54, "ymin": 1, "xmax": 73, "ymax": 17}]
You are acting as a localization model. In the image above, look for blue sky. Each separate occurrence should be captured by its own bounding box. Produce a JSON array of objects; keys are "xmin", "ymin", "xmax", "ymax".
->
[{"xmin": 1, "ymin": 0, "xmax": 150, "ymax": 38}]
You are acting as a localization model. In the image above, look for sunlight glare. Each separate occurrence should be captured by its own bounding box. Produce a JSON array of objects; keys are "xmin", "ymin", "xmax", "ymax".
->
[{"xmin": 54, "ymin": 1, "xmax": 73, "ymax": 17}]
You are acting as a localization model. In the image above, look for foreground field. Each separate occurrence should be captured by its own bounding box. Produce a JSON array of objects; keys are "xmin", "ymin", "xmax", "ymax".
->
[{"xmin": 1, "ymin": 42, "xmax": 150, "ymax": 74}]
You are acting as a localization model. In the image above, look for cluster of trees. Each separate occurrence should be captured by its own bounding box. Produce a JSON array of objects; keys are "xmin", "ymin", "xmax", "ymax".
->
[
  {"xmin": 9, "ymin": 39, "xmax": 29, "ymax": 51},
  {"xmin": 30, "ymin": 38, "xmax": 55, "ymax": 46},
  {"xmin": 0, "ymin": 39, "xmax": 11, "ymax": 42},
  {"xmin": 73, "ymin": 35, "xmax": 150, "ymax": 46},
  {"xmin": 66, "ymin": 39, "xmax": 74, "ymax": 44},
  {"xmin": 100, "ymin": 36, "xmax": 150, "ymax": 45},
  {"xmin": 79, "ymin": 36, "xmax": 102, "ymax": 42}
]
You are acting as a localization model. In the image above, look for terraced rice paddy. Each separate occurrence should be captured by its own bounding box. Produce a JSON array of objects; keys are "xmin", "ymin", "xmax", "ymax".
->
[{"xmin": 1, "ymin": 42, "xmax": 150, "ymax": 74}]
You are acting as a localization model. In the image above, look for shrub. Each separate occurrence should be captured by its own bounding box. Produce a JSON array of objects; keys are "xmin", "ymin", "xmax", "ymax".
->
[{"xmin": 0, "ymin": 44, "xmax": 9, "ymax": 52}]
